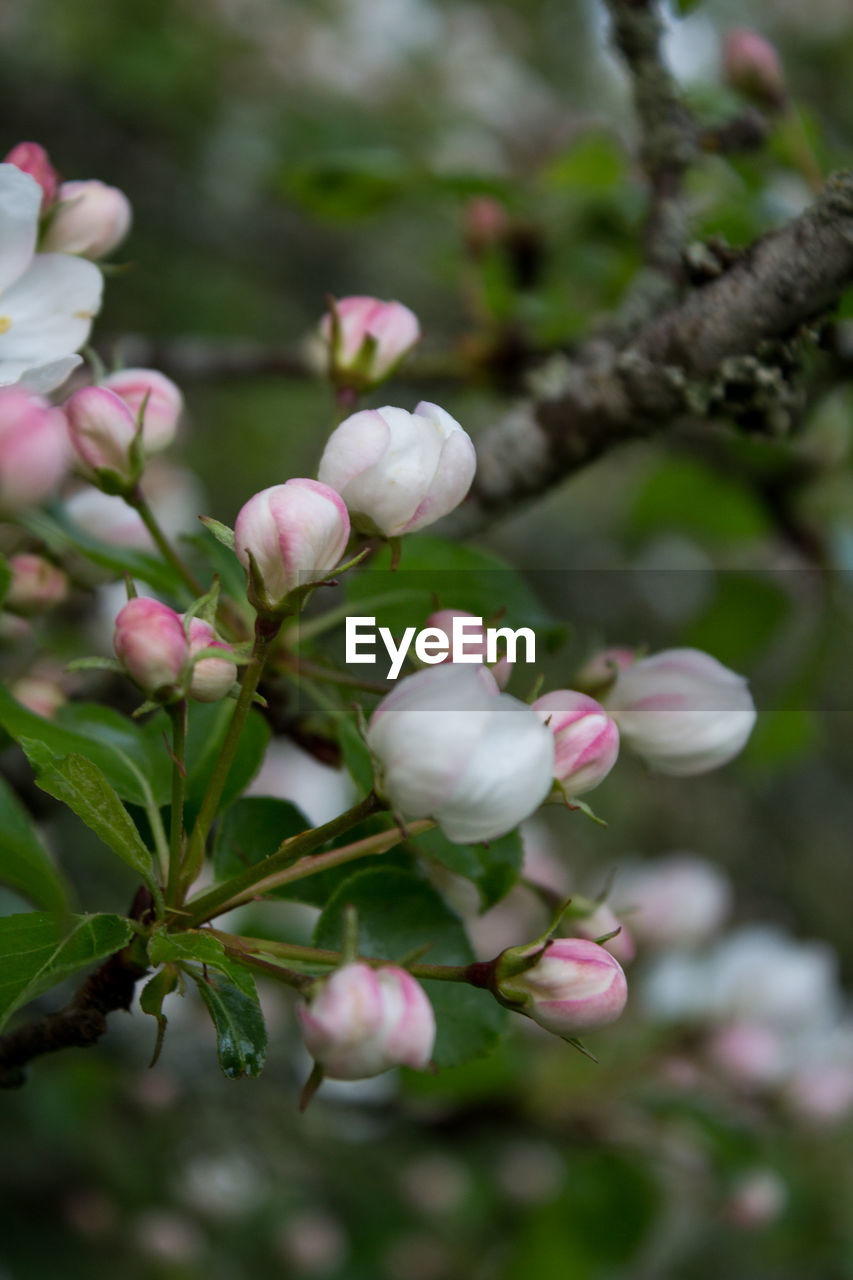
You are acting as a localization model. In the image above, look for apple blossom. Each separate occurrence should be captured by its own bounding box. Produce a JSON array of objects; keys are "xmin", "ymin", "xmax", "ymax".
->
[
  {"xmin": 723, "ymin": 29, "xmax": 786, "ymax": 110},
  {"xmin": 42, "ymin": 179, "xmax": 132, "ymax": 260},
  {"xmin": 317, "ymin": 402, "xmax": 476, "ymax": 537},
  {"xmin": 603, "ymin": 647, "xmax": 756, "ymax": 776},
  {"xmin": 102, "ymin": 367, "xmax": 183, "ymax": 453},
  {"xmin": 4, "ymin": 142, "xmax": 58, "ymax": 212},
  {"xmin": 322, "ymin": 296, "xmax": 420, "ymax": 391},
  {"xmin": 184, "ymin": 617, "xmax": 237, "ymax": 703},
  {"xmin": 11, "ymin": 674, "xmax": 67, "ymax": 719},
  {"xmin": 0, "ymin": 164, "xmax": 103, "ymax": 392},
  {"xmin": 569, "ymin": 902, "xmax": 635, "ymax": 966},
  {"xmin": 65, "ymin": 385, "xmax": 141, "ymax": 490},
  {"xmin": 113, "ymin": 597, "xmax": 189, "ymax": 700},
  {"xmin": 532, "ymin": 690, "xmax": 619, "ymax": 795},
  {"xmin": 297, "ymin": 962, "xmax": 435, "ymax": 1079},
  {"xmin": 615, "ymin": 855, "xmax": 732, "ymax": 949},
  {"xmin": 366, "ymin": 664, "xmax": 554, "ymax": 844},
  {"xmin": 5, "ymin": 554, "xmax": 69, "ymax": 616},
  {"xmin": 497, "ymin": 938, "xmax": 628, "ymax": 1036},
  {"xmin": 0, "ymin": 387, "xmax": 71, "ymax": 515},
  {"xmin": 424, "ymin": 608, "xmax": 512, "ymax": 687},
  {"xmin": 234, "ymin": 478, "xmax": 350, "ymax": 614}
]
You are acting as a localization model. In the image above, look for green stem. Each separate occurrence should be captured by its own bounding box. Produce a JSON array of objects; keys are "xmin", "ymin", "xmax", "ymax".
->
[
  {"xmin": 166, "ymin": 700, "xmax": 188, "ymax": 905},
  {"xmin": 177, "ymin": 615, "xmax": 280, "ymax": 898},
  {"xmin": 128, "ymin": 486, "xmax": 205, "ymax": 597},
  {"xmin": 215, "ymin": 931, "xmax": 491, "ymax": 986},
  {"xmin": 183, "ymin": 791, "xmax": 401, "ymax": 925}
]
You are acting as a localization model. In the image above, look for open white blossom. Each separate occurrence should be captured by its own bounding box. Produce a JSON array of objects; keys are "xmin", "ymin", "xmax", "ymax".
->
[{"xmin": 0, "ymin": 164, "xmax": 102, "ymax": 393}]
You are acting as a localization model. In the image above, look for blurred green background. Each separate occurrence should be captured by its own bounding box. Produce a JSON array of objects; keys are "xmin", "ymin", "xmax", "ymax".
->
[{"xmin": 4, "ymin": 0, "xmax": 853, "ymax": 1276}]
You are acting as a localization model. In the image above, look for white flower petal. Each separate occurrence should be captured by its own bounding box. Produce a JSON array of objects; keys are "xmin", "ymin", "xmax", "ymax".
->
[
  {"xmin": 0, "ymin": 164, "xmax": 40, "ymax": 293},
  {"xmin": 17, "ymin": 354, "xmax": 83, "ymax": 394},
  {"xmin": 0, "ymin": 253, "xmax": 102, "ymax": 365}
]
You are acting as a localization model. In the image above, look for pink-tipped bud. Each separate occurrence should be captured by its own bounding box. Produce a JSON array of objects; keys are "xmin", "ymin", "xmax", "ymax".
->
[
  {"xmin": 234, "ymin": 478, "xmax": 350, "ymax": 615},
  {"xmin": 615, "ymin": 855, "xmax": 732, "ymax": 948},
  {"xmin": 604, "ymin": 647, "xmax": 756, "ymax": 776},
  {"xmin": 723, "ymin": 29, "xmax": 787, "ymax": 111},
  {"xmin": 497, "ymin": 937, "xmax": 628, "ymax": 1037},
  {"xmin": 4, "ymin": 142, "xmax": 58, "ymax": 212},
  {"xmin": 463, "ymin": 196, "xmax": 509, "ymax": 255},
  {"xmin": 321, "ymin": 296, "xmax": 420, "ymax": 392},
  {"xmin": 423, "ymin": 608, "xmax": 512, "ymax": 687},
  {"xmin": 65, "ymin": 385, "xmax": 140, "ymax": 490},
  {"xmin": 0, "ymin": 388, "xmax": 71, "ymax": 516},
  {"xmin": 707, "ymin": 1021, "xmax": 785, "ymax": 1089},
  {"xmin": 570, "ymin": 902, "xmax": 635, "ymax": 966},
  {"xmin": 318, "ymin": 402, "xmax": 476, "ymax": 537},
  {"xmin": 113, "ymin": 598, "xmax": 189, "ymax": 700},
  {"xmin": 574, "ymin": 646, "xmax": 636, "ymax": 695},
  {"xmin": 41, "ymin": 179, "xmax": 132, "ymax": 260},
  {"xmin": 184, "ymin": 617, "xmax": 237, "ymax": 703},
  {"xmin": 297, "ymin": 962, "xmax": 435, "ymax": 1080},
  {"xmin": 532, "ymin": 690, "xmax": 619, "ymax": 796},
  {"xmin": 11, "ymin": 675, "xmax": 67, "ymax": 719},
  {"xmin": 102, "ymin": 368, "xmax": 183, "ymax": 453},
  {"xmin": 5, "ymin": 554, "xmax": 69, "ymax": 616}
]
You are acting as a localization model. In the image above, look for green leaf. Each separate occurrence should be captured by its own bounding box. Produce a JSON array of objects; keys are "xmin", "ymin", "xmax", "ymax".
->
[
  {"xmin": 36, "ymin": 754, "xmax": 155, "ymax": 885},
  {"xmin": 0, "ymin": 688, "xmax": 172, "ymax": 806},
  {"xmin": 183, "ymin": 701, "xmax": 271, "ymax": 827},
  {"xmin": 19, "ymin": 506, "xmax": 183, "ymax": 597},
  {"xmin": 630, "ymin": 458, "xmax": 770, "ymax": 546},
  {"xmin": 0, "ymin": 775, "xmax": 69, "ymax": 911},
  {"xmin": 187, "ymin": 970, "xmax": 266, "ymax": 1079},
  {"xmin": 413, "ymin": 827, "xmax": 522, "ymax": 911},
  {"xmin": 313, "ymin": 867, "xmax": 506, "ymax": 1068},
  {"xmin": 148, "ymin": 929, "xmax": 258, "ymax": 998},
  {"xmin": 0, "ymin": 911, "xmax": 134, "ymax": 1031},
  {"xmin": 336, "ymin": 710, "xmax": 375, "ymax": 794},
  {"xmin": 139, "ymin": 965, "xmax": 178, "ymax": 1067},
  {"xmin": 345, "ymin": 535, "xmax": 564, "ymax": 656},
  {"xmin": 212, "ymin": 796, "xmax": 310, "ymax": 883}
]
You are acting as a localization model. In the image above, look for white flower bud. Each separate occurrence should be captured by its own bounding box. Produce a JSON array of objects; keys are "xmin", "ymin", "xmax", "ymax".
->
[
  {"xmin": 318, "ymin": 402, "xmax": 476, "ymax": 537},
  {"xmin": 366, "ymin": 665, "xmax": 554, "ymax": 844},
  {"xmin": 42, "ymin": 179, "xmax": 131, "ymax": 259},
  {"xmin": 497, "ymin": 938, "xmax": 628, "ymax": 1037},
  {"xmin": 297, "ymin": 962, "xmax": 435, "ymax": 1079},
  {"xmin": 604, "ymin": 647, "xmax": 756, "ymax": 775}
]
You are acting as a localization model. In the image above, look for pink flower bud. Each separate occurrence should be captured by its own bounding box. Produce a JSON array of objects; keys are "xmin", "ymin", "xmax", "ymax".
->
[
  {"xmin": 724, "ymin": 1169, "xmax": 787, "ymax": 1230},
  {"xmin": 723, "ymin": 29, "xmax": 786, "ymax": 110},
  {"xmin": 41, "ymin": 179, "xmax": 132, "ymax": 259},
  {"xmin": 5, "ymin": 554, "xmax": 69, "ymax": 616},
  {"xmin": 101, "ymin": 367, "xmax": 183, "ymax": 453},
  {"xmin": 707, "ymin": 1021, "xmax": 785, "ymax": 1089},
  {"xmin": 322, "ymin": 296, "xmax": 420, "ymax": 391},
  {"xmin": 532, "ymin": 690, "xmax": 619, "ymax": 795},
  {"xmin": 498, "ymin": 938, "xmax": 628, "ymax": 1037},
  {"xmin": 318, "ymin": 402, "xmax": 476, "ymax": 537},
  {"xmin": 424, "ymin": 608, "xmax": 512, "ymax": 687},
  {"xmin": 184, "ymin": 617, "xmax": 237, "ymax": 703},
  {"xmin": 615, "ymin": 855, "xmax": 732, "ymax": 948},
  {"xmin": 65, "ymin": 385, "xmax": 140, "ymax": 489},
  {"xmin": 234, "ymin": 478, "xmax": 350, "ymax": 614},
  {"xmin": 463, "ymin": 196, "xmax": 509, "ymax": 255},
  {"xmin": 0, "ymin": 388, "xmax": 71, "ymax": 515},
  {"xmin": 604, "ymin": 647, "xmax": 756, "ymax": 776},
  {"xmin": 113, "ymin": 597, "xmax": 189, "ymax": 699},
  {"xmin": 570, "ymin": 902, "xmax": 635, "ymax": 966},
  {"xmin": 297, "ymin": 962, "xmax": 435, "ymax": 1079},
  {"xmin": 4, "ymin": 142, "xmax": 58, "ymax": 212},
  {"xmin": 11, "ymin": 675, "xmax": 67, "ymax": 719},
  {"xmin": 366, "ymin": 664, "xmax": 554, "ymax": 844},
  {"xmin": 574, "ymin": 646, "xmax": 635, "ymax": 695}
]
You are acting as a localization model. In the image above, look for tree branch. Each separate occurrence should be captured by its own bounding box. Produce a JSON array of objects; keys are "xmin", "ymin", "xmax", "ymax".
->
[
  {"xmin": 458, "ymin": 170, "xmax": 853, "ymax": 528},
  {"xmin": 0, "ymin": 889, "xmax": 151, "ymax": 1088}
]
